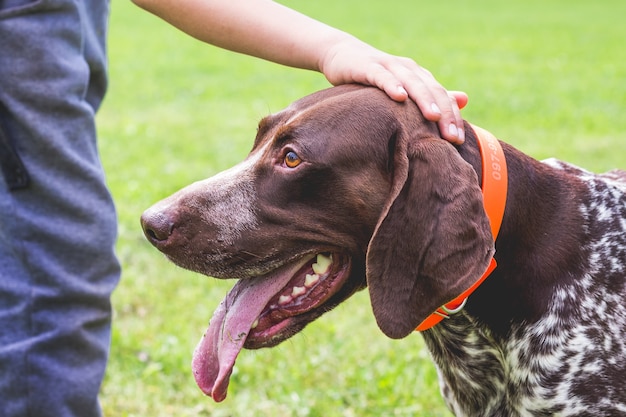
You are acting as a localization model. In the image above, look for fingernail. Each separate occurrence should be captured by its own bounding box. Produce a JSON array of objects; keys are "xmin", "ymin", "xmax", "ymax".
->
[
  {"xmin": 448, "ymin": 123, "xmax": 459, "ymax": 138},
  {"xmin": 458, "ymin": 127, "xmax": 465, "ymax": 143},
  {"xmin": 397, "ymin": 86, "xmax": 408, "ymax": 97},
  {"xmin": 431, "ymin": 103, "xmax": 441, "ymax": 115}
]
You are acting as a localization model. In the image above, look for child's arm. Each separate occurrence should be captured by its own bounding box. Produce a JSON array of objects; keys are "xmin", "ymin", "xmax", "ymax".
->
[{"xmin": 132, "ymin": 0, "xmax": 466, "ymax": 143}]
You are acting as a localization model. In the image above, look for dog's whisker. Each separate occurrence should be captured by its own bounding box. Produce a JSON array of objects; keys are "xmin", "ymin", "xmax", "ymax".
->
[{"xmin": 239, "ymin": 250, "xmax": 262, "ymax": 259}]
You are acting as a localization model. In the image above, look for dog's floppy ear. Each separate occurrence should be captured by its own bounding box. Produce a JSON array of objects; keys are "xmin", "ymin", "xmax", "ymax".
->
[{"xmin": 366, "ymin": 136, "xmax": 494, "ymax": 339}]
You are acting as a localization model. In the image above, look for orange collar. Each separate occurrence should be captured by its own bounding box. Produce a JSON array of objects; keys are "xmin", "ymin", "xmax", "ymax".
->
[{"xmin": 416, "ymin": 124, "xmax": 508, "ymax": 331}]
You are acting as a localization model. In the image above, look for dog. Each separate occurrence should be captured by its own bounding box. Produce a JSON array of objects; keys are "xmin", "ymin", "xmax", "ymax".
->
[{"xmin": 140, "ymin": 85, "xmax": 626, "ymax": 416}]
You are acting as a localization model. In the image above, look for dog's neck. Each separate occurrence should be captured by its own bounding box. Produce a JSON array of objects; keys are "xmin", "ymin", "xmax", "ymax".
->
[{"xmin": 454, "ymin": 123, "xmax": 587, "ymax": 335}]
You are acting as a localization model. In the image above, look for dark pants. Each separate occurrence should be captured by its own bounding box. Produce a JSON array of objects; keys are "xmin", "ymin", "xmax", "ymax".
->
[{"xmin": 0, "ymin": 1, "xmax": 120, "ymax": 416}]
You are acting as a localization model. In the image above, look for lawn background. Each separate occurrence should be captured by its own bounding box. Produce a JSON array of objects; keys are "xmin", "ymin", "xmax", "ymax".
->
[{"xmin": 98, "ymin": 0, "xmax": 625, "ymax": 416}]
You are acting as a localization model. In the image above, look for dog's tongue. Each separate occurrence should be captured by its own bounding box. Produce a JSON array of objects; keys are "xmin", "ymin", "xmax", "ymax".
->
[{"xmin": 191, "ymin": 257, "xmax": 312, "ymax": 402}]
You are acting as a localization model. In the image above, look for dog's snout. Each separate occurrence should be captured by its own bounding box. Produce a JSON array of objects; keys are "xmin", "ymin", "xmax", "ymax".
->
[{"xmin": 140, "ymin": 209, "xmax": 174, "ymax": 243}]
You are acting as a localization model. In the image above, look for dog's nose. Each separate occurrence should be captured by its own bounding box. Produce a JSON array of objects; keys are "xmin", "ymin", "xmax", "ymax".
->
[{"xmin": 140, "ymin": 209, "xmax": 174, "ymax": 243}]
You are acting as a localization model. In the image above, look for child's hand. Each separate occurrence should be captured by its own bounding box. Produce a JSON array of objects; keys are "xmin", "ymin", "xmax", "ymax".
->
[{"xmin": 320, "ymin": 38, "xmax": 467, "ymax": 144}]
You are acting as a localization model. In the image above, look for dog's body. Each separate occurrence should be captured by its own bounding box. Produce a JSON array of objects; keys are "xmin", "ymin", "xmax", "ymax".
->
[
  {"xmin": 426, "ymin": 160, "xmax": 626, "ymax": 416},
  {"xmin": 141, "ymin": 85, "xmax": 626, "ymax": 416}
]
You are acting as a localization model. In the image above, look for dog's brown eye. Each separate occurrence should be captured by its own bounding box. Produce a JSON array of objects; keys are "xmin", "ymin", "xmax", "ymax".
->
[{"xmin": 284, "ymin": 151, "xmax": 302, "ymax": 168}]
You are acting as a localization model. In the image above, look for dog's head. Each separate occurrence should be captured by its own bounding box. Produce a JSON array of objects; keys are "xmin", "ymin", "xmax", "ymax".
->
[{"xmin": 140, "ymin": 84, "xmax": 494, "ymax": 401}]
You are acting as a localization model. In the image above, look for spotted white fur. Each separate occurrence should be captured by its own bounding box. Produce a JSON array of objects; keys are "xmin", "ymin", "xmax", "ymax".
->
[{"xmin": 424, "ymin": 161, "xmax": 626, "ymax": 416}]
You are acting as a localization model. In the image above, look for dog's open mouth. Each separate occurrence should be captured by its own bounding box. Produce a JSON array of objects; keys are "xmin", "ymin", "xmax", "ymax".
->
[{"xmin": 192, "ymin": 252, "xmax": 351, "ymax": 402}]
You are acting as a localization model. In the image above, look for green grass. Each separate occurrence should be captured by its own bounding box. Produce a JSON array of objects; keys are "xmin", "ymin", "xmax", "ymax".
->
[{"xmin": 98, "ymin": 0, "xmax": 625, "ymax": 415}]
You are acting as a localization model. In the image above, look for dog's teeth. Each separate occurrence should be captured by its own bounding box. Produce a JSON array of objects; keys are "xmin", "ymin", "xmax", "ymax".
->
[
  {"xmin": 251, "ymin": 318, "xmax": 259, "ymax": 329},
  {"xmin": 304, "ymin": 273, "xmax": 320, "ymax": 288},
  {"xmin": 312, "ymin": 253, "xmax": 332, "ymax": 275},
  {"xmin": 291, "ymin": 286, "xmax": 306, "ymax": 297},
  {"xmin": 278, "ymin": 295, "xmax": 292, "ymax": 305}
]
